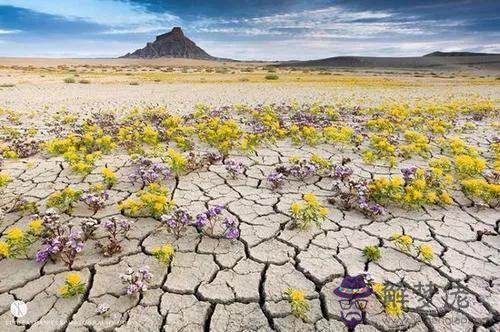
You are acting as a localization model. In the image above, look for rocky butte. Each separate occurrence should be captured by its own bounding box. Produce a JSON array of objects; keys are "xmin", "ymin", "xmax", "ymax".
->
[{"xmin": 121, "ymin": 27, "xmax": 214, "ymax": 60}]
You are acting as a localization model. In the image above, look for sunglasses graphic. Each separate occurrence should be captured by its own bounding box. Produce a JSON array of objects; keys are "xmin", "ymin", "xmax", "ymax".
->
[{"xmin": 339, "ymin": 299, "xmax": 368, "ymax": 310}]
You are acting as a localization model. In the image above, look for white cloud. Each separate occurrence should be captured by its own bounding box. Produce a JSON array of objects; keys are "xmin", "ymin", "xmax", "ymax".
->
[{"xmin": 0, "ymin": 29, "xmax": 21, "ymax": 34}]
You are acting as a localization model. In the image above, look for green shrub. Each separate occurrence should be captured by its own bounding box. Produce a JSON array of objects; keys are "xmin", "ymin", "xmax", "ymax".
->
[{"xmin": 265, "ymin": 74, "xmax": 279, "ymax": 80}]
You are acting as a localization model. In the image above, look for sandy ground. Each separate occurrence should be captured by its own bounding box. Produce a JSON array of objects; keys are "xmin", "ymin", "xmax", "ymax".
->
[{"xmin": 0, "ymin": 82, "xmax": 499, "ymax": 116}]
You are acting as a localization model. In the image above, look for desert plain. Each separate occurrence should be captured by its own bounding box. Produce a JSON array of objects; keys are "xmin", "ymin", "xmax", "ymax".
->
[{"xmin": 0, "ymin": 58, "xmax": 499, "ymax": 332}]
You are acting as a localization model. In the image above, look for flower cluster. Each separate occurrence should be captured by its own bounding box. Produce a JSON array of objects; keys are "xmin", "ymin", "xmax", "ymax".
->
[
  {"xmin": 369, "ymin": 167, "xmax": 453, "ymax": 207},
  {"xmin": 461, "ymin": 178, "xmax": 499, "ymax": 206},
  {"xmin": 102, "ymin": 167, "xmax": 117, "ymax": 188},
  {"xmin": 129, "ymin": 157, "xmax": 172, "ymax": 184},
  {"xmin": 119, "ymin": 183, "xmax": 175, "ymax": 218},
  {"xmin": 165, "ymin": 148, "xmax": 188, "ymax": 176},
  {"xmin": 290, "ymin": 193, "xmax": 328, "ymax": 230},
  {"xmin": 266, "ymin": 172, "xmax": 287, "ymax": 190},
  {"xmin": 195, "ymin": 206, "xmax": 224, "ymax": 237},
  {"xmin": 285, "ymin": 288, "xmax": 310, "ymax": 320},
  {"xmin": 120, "ymin": 266, "xmax": 153, "ymax": 295},
  {"xmin": 35, "ymin": 209, "xmax": 84, "ymax": 269},
  {"xmin": 224, "ymin": 159, "xmax": 245, "ymax": 178},
  {"xmin": 96, "ymin": 217, "xmax": 133, "ymax": 257},
  {"xmin": 160, "ymin": 208, "xmax": 192, "ymax": 238},
  {"xmin": 196, "ymin": 118, "xmax": 242, "ymax": 155},
  {"xmin": 362, "ymin": 245, "xmax": 381, "ymax": 262},
  {"xmin": 0, "ymin": 172, "xmax": 12, "ymax": 189},
  {"xmin": 59, "ymin": 272, "xmax": 86, "ymax": 298},
  {"xmin": 0, "ymin": 225, "xmax": 38, "ymax": 259},
  {"xmin": 47, "ymin": 187, "xmax": 82, "ymax": 213},
  {"xmin": 222, "ymin": 216, "xmax": 240, "ymax": 239},
  {"xmin": 391, "ymin": 233, "xmax": 434, "ymax": 262},
  {"xmin": 152, "ymin": 244, "xmax": 175, "ymax": 265},
  {"xmin": 80, "ymin": 185, "xmax": 109, "ymax": 213}
]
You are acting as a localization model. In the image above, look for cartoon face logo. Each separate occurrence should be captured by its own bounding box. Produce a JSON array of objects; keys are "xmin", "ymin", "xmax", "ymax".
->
[{"xmin": 334, "ymin": 275, "xmax": 372, "ymax": 328}]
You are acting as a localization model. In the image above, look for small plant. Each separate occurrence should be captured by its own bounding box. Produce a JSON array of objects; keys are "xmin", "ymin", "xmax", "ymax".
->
[
  {"xmin": 362, "ymin": 245, "xmax": 381, "ymax": 262},
  {"xmin": 265, "ymin": 74, "xmax": 279, "ymax": 80},
  {"xmin": 224, "ymin": 159, "xmax": 245, "ymax": 178},
  {"xmin": 290, "ymin": 193, "xmax": 328, "ymax": 230},
  {"xmin": 152, "ymin": 244, "xmax": 175, "ymax": 265},
  {"xmin": 35, "ymin": 210, "xmax": 84, "ymax": 269},
  {"xmin": 80, "ymin": 218, "xmax": 99, "ymax": 240},
  {"xmin": 59, "ymin": 272, "xmax": 86, "ymax": 298},
  {"xmin": 119, "ymin": 183, "xmax": 175, "ymax": 218},
  {"xmin": 102, "ymin": 167, "xmax": 117, "ymax": 188},
  {"xmin": 128, "ymin": 157, "xmax": 171, "ymax": 184},
  {"xmin": 285, "ymin": 288, "xmax": 310, "ymax": 320},
  {"xmin": 0, "ymin": 172, "xmax": 12, "ymax": 188},
  {"xmin": 160, "ymin": 208, "xmax": 192, "ymax": 239},
  {"xmin": 120, "ymin": 266, "xmax": 153, "ymax": 295},
  {"xmin": 80, "ymin": 185, "xmax": 109, "ymax": 213},
  {"xmin": 96, "ymin": 217, "xmax": 133, "ymax": 257},
  {"xmin": 267, "ymin": 172, "xmax": 286, "ymax": 190},
  {"xmin": 47, "ymin": 187, "xmax": 82, "ymax": 213},
  {"xmin": 0, "ymin": 226, "xmax": 38, "ymax": 259},
  {"xmin": 391, "ymin": 233, "xmax": 413, "ymax": 252},
  {"xmin": 194, "ymin": 206, "xmax": 223, "ymax": 237},
  {"xmin": 165, "ymin": 148, "xmax": 187, "ymax": 176},
  {"xmin": 64, "ymin": 77, "xmax": 76, "ymax": 84},
  {"xmin": 461, "ymin": 178, "xmax": 499, "ymax": 206},
  {"xmin": 417, "ymin": 244, "xmax": 434, "ymax": 261},
  {"xmin": 222, "ymin": 216, "xmax": 240, "ymax": 239}
]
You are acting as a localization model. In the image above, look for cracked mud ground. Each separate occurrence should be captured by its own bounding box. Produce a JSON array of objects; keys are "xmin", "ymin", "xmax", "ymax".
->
[{"xmin": 0, "ymin": 84, "xmax": 499, "ymax": 332}]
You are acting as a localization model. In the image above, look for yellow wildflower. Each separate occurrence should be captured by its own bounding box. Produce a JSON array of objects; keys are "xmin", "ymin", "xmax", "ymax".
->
[
  {"xmin": 29, "ymin": 218, "xmax": 43, "ymax": 234},
  {"xmin": 6, "ymin": 227, "xmax": 24, "ymax": 242},
  {"xmin": 290, "ymin": 202, "xmax": 302, "ymax": 214},
  {"xmin": 303, "ymin": 193, "xmax": 318, "ymax": 206},
  {"xmin": 66, "ymin": 272, "xmax": 81, "ymax": 286},
  {"xmin": 0, "ymin": 241, "xmax": 10, "ymax": 257},
  {"xmin": 419, "ymin": 244, "xmax": 434, "ymax": 261},
  {"xmin": 319, "ymin": 207, "xmax": 329, "ymax": 216},
  {"xmin": 372, "ymin": 282, "xmax": 385, "ymax": 296},
  {"xmin": 288, "ymin": 289, "xmax": 305, "ymax": 302}
]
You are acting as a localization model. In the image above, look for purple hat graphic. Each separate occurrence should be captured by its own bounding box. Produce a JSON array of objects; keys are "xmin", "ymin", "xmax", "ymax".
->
[{"xmin": 334, "ymin": 274, "xmax": 373, "ymax": 299}]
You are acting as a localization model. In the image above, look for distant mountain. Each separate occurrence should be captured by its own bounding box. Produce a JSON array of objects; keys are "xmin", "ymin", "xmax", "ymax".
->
[
  {"xmin": 424, "ymin": 51, "xmax": 497, "ymax": 57},
  {"xmin": 121, "ymin": 27, "xmax": 214, "ymax": 60},
  {"xmin": 279, "ymin": 52, "xmax": 500, "ymax": 70}
]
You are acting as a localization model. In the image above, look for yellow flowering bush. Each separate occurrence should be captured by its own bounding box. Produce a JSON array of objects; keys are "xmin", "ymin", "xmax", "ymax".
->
[
  {"xmin": 362, "ymin": 134, "xmax": 397, "ymax": 167},
  {"xmin": 461, "ymin": 178, "xmax": 500, "ymax": 206},
  {"xmin": 165, "ymin": 148, "xmax": 187, "ymax": 176},
  {"xmin": 162, "ymin": 115, "xmax": 195, "ymax": 150},
  {"xmin": 285, "ymin": 288, "xmax": 310, "ymax": 320},
  {"xmin": 454, "ymin": 154, "xmax": 486, "ymax": 178},
  {"xmin": 400, "ymin": 130, "xmax": 430, "ymax": 159},
  {"xmin": 418, "ymin": 244, "xmax": 434, "ymax": 261},
  {"xmin": 47, "ymin": 187, "xmax": 82, "ymax": 213},
  {"xmin": 102, "ymin": 167, "xmax": 117, "ymax": 187},
  {"xmin": 391, "ymin": 233, "xmax": 413, "ymax": 252},
  {"xmin": 289, "ymin": 125, "xmax": 320, "ymax": 146},
  {"xmin": 0, "ymin": 225, "xmax": 38, "ymax": 259},
  {"xmin": 290, "ymin": 193, "xmax": 328, "ymax": 230},
  {"xmin": 196, "ymin": 118, "xmax": 242, "ymax": 155},
  {"xmin": 0, "ymin": 172, "xmax": 12, "ymax": 188},
  {"xmin": 152, "ymin": 244, "xmax": 175, "ymax": 265},
  {"xmin": 369, "ymin": 167, "xmax": 453, "ymax": 207},
  {"xmin": 44, "ymin": 125, "xmax": 115, "ymax": 174},
  {"xmin": 119, "ymin": 183, "xmax": 174, "ymax": 218},
  {"xmin": 323, "ymin": 125, "xmax": 360, "ymax": 146},
  {"xmin": 59, "ymin": 272, "xmax": 86, "ymax": 298}
]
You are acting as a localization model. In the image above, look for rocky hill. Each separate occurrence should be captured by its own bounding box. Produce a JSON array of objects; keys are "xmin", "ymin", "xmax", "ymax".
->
[{"xmin": 121, "ymin": 27, "xmax": 214, "ymax": 60}]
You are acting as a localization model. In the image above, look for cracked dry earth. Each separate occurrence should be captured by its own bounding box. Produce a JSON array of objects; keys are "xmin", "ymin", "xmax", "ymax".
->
[{"xmin": 0, "ymin": 116, "xmax": 499, "ymax": 331}]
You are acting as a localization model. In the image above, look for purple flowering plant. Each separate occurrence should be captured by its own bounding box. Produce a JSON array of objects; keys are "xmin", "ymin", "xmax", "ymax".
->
[
  {"xmin": 80, "ymin": 187, "xmax": 109, "ymax": 213},
  {"xmin": 96, "ymin": 217, "xmax": 133, "ymax": 257},
  {"xmin": 224, "ymin": 159, "xmax": 245, "ymax": 179},
  {"xmin": 160, "ymin": 208, "xmax": 193, "ymax": 239},
  {"xmin": 120, "ymin": 266, "xmax": 153, "ymax": 296},
  {"xmin": 129, "ymin": 156, "xmax": 172, "ymax": 184},
  {"xmin": 35, "ymin": 209, "xmax": 85, "ymax": 269}
]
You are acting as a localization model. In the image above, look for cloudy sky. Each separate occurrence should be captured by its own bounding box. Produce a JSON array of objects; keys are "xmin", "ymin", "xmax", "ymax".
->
[{"xmin": 0, "ymin": 0, "xmax": 498, "ymax": 60}]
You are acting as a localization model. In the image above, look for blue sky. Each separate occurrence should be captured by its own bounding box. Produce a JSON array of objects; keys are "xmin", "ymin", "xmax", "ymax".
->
[{"xmin": 0, "ymin": 0, "xmax": 498, "ymax": 60}]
